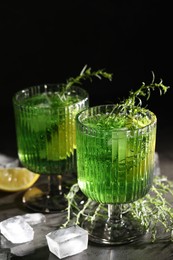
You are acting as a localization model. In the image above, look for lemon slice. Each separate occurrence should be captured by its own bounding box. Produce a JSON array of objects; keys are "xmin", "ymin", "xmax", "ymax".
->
[{"xmin": 0, "ymin": 167, "xmax": 40, "ymax": 192}]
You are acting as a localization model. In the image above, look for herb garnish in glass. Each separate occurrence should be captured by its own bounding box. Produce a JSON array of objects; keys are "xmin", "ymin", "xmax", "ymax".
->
[
  {"xmin": 76, "ymin": 77, "xmax": 169, "ymax": 244},
  {"xmin": 13, "ymin": 66, "xmax": 112, "ymax": 213}
]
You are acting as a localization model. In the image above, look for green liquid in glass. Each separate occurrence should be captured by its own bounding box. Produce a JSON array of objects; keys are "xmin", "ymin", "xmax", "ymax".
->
[
  {"xmin": 77, "ymin": 110, "xmax": 156, "ymax": 204},
  {"xmin": 14, "ymin": 91, "xmax": 87, "ymax": 174}
]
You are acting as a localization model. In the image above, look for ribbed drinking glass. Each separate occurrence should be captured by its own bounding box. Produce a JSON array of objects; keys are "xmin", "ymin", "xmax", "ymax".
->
[
  {"xmin": 76, "ymin": 104, "xmax": 157, "ymax": 244},
  {"xmin": 13, "ymin": 84, "xmax": 88, "ymax": 213}
]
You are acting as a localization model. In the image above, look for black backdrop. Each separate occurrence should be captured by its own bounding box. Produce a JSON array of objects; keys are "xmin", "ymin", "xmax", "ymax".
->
[{"xmin": 0, "ymin": 1, "xmax": 172, "ymax": 156}]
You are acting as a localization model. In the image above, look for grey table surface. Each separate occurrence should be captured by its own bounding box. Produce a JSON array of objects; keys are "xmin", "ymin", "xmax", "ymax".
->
[{"xmin": 1, "ymin": 124, "xmax": 173, "ymax": 260}]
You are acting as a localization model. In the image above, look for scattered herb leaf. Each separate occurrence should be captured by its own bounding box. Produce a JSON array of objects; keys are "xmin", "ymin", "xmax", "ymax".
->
[{"xmin": 63, "ymin": 176, "xmax": 173, "ymax": 242}]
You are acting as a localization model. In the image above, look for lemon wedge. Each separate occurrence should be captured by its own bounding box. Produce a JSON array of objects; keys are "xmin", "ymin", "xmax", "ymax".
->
[{"xmin": 0, "ymin": 167, "xmax": 40, "ymax": 192}]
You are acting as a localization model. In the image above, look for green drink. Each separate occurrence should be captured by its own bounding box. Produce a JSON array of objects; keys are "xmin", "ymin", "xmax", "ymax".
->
[
  {"xmin": 75, "ymin": 79, "xmax": 169, "ymax": 245},
  {"xmin": 13, "ymin": 85, "xmax": 88, "ymax": 174},
  {"xmin": 76, "ymin": 105, "xmax": 156, "ymax": 204},
  {"xmin": 13, "ymin": 84, "xmax": 88, "ymax": 212}
]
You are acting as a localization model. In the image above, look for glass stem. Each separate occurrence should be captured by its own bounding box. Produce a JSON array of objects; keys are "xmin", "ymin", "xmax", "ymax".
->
[
  {"xmin": 107, "ymin": 204, "xmax": 123, "ymax": 226},
  {"xmin": 47, "ymin": 175, "xmax": 63, "ymax": 197}
]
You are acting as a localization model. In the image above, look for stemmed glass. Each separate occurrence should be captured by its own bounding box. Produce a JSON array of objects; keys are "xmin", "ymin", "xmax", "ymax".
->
[
  {"xmin": 76, "ymin": 104, "xmax": 157, "ymax": 244},
  {"xmin": 13, "ymin": 84, "xmax": 88, "ymax": 213}
]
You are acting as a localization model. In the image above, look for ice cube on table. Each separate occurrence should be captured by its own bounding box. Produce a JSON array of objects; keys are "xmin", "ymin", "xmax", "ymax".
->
[
  {"xmin": 22, "ymin": 213, "xmax": 46, "ymax": 226},
  {"xmin": 0, "ymin": 216, "xmax": 34, "ymax": 244},
  {"xmin": 46, "ymin": 225, "xmax": 88, "ymax": 259}
]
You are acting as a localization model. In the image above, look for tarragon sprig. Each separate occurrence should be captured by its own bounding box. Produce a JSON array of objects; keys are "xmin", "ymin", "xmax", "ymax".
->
[
  {"xmin": 115, "ymin": 72, "xmax": 169, "ymax": 115},
  {"xmin": 105, "ymin": 73, "xmax": 170, "ymax": 129},
  {"xmin": 131, "ymin": 176, "xmax": 173, "ymax": 242},
  {"xmin": 62, "ymin": 176, "xmax": 173, "ymax": 242},
  {"xmin": 62, "ymin": 183, "xmax": 80, "ymax": 228},
  {"xmin": 61, "ymin": 64, "xmax": 113, "ymax": 92}
]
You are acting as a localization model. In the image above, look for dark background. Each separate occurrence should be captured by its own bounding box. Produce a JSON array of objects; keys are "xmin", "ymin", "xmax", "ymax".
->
[{"xmin": 0, "ymin": 1, "xmax": 173, "ymax": 157}]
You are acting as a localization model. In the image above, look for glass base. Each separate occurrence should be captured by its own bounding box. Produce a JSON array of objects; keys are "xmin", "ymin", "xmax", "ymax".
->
[
  {"xmin": 81, "ymin": 205, "xmax": 146, "ymax": 245},
  {"xmin": 22, "ymin": 182, "xmax": 69, "ymax": 213},
  {"xmin": 22, "ymin": 175, "xmax": 70, "ymax": 213}
]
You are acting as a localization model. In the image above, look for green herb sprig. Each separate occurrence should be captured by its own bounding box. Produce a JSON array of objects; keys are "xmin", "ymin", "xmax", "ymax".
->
[
  {"xmin": 115, "ymin": 73, "xmax": 169, "ymax": 115},
  {"xmin": 106, "ymin": 73, "xmax": 170, "ymax": 129},
  {"xmin": 57, "ymin": 65, "xmax": 112, "ymax": 102},
  {"xmin": 62, "ymin": 176, "xmax": 173, "ymax": 242},
  {"xmin": 61, "ymin": 64, "xmax": 113, "ymax": 92},
  {"xmin": 131, "ymin": 176, "xmax": 173, "ymax": 242}
]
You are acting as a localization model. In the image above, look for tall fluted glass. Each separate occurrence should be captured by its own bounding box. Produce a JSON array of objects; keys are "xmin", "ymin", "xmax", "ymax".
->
[
  {"xmin": 13, "ymin": 84, "xmax": 88, "ymax": 212},
  {"xmin": 76, "ymin": 104, "xmax": 157, "ymax": 244}
]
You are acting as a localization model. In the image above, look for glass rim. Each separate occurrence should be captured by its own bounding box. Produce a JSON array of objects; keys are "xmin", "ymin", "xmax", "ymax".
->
[
  {"xmin": 76, "ymin": 104, "xmax": 157, "ymax": 132},
  {"xmin": 13, "ymin": 84, "xmax": 89, "ymax": 108}
]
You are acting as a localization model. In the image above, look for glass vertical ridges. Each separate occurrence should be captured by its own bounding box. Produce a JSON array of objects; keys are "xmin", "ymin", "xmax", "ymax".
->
[{"xmin": 76, "ymin": 105, "xmax": 156, "ymax": 204}]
